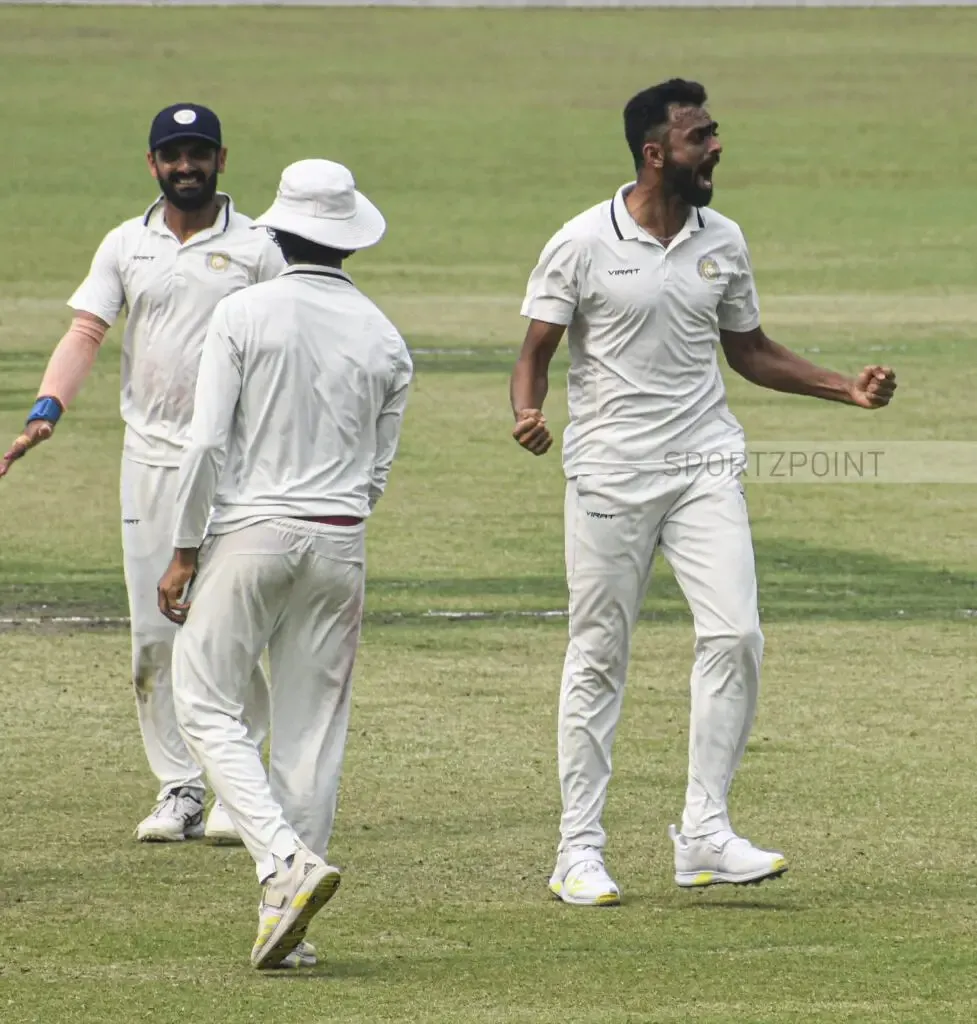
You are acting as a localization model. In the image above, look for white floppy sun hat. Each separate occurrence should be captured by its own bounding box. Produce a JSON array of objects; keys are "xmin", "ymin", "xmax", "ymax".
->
[{"xmin": 253, "ymin": 158, "xmax": 386, "ymax": 251}]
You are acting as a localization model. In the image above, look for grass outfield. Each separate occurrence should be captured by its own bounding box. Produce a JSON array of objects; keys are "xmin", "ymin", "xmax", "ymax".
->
[{"xmin": 2, "ymin": 7, "xmax": 977, "ymax": 1023}]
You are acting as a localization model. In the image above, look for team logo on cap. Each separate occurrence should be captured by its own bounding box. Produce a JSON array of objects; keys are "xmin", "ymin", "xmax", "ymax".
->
[
  {"xmin": 207, "ymin": 252, "xmax": 230, "ymax": 273},
  {"xmin": 173, "ymin": 109, "xmax": 198, "ymax": 125},
  {"xmin": 697, "ymin": 256, "xmax": 721, "ymax": 281}
]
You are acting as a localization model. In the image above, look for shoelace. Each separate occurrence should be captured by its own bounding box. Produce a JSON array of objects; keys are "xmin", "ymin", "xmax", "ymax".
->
[
  {"xmin": 151, "ymin": 791, "xmax": 180, "ymax": 816},
  {"xmin": 153, "ymin": 789, "xmax": 200, "ymax": 820},
  {"xmin": 573, "ymin": 859, "xmax": 607, "ymax": 876}
]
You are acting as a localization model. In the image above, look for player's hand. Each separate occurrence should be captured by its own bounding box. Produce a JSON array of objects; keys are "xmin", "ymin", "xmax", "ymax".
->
[
  {"xmin": 512, "ymin": 408, "xmax": 552, "ymax": 456},
  {"xmin": 158, "ymin": 555, "xmax": 197, "ymax": 625},
  {"xmin": 0, "ymin": 420, "xmax": 55, "ymax": 479},
  {"xmin": 850, "ymin": 366, "xmax": 896, "ymax": 409}
]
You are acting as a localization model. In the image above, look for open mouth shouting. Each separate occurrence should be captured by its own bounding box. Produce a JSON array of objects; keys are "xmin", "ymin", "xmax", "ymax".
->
[{"xmin": 696, "ymin": 157, "xmax": 718, "ymax": 192}]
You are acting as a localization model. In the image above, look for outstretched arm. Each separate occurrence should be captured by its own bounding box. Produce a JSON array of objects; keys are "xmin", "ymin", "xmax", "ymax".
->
[
  {"xmin": 720, "ymin": 326, "xmax": 896, "ymax": 409},
  {"xmin": 0, "ymin": 312, "xmax": 109, "ymax": 478}
]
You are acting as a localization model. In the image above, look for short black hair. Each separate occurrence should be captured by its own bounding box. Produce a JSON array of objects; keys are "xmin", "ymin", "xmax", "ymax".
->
[
  {"xmin": 270, "ymin": 229, "xmax": 353, "ymax": 267},
  {"xmin": 624, "ymin": 79, "xmax": 708, "ymax": 170}
]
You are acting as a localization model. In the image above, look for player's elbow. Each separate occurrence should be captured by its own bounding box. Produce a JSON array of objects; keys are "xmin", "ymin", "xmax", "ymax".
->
[
  {"xmin": 515, "ymin": 321, "xmax": 565, "ymax": 371},
  {"xmin": 721, "ymin": 337, "xmax": 768, "ymax": 383},
  {"xmin": 71, "ymin": 312, "xmax": 110, "ymax": 340}
]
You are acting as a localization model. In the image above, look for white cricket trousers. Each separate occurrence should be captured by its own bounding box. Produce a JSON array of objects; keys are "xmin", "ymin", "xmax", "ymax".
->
[
  {"xmin": 171, "ymin": 518, "xmax": 365, "ymax": 883},
  {"xmin": 121, "ymin": 457, "xmax": 269, "ymax": 800},
  {"xmin": 558, "ymin": 466, "xmax": 763, "ymax": 852}
]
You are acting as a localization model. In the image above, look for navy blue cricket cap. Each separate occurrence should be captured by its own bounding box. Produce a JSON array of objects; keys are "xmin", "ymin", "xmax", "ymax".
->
[{"xmin": 149, "ymin": 103, "xmax": 222, "ymax": 151}]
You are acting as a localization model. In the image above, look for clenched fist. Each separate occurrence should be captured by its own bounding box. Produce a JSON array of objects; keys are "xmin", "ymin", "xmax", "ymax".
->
[
  {"xmin": 512, "ymin": 408, "xmax": 553, "ymax": 456},
  {"xmin": 851, "ymin": 366, "xmax": 897, "ymax": 410}
]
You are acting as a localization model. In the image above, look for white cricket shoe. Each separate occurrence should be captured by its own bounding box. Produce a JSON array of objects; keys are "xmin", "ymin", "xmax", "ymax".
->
[
  {"xmin": 251, "ymin": 846, "xmax": 341, "ymax": 970},
  {"xmin": 204, "ymin": 800, "xmax": 243, "ymax": 845},
  {"xmin": 669, "ymin": 824, "xmax": 788, "ymax": 888},
  {"xmin": 135, "ymin": 787, "xmax": 205, "ymax": 842},
  {"xmin": 280, "ymin": 940, "xmax": 318, "ymax": 969},
  {"xmin": 548, "ymin": 847, "xmax": 621, "ymax": 906}
]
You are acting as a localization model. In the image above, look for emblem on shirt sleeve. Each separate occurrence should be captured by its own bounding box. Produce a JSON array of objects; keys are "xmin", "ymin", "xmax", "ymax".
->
[
  {"xmin": 697, "ymin": 256, "xmax": 721, "ymax": 281},
  {"xmin": 207, "ymin": 252, "xmax": 231, "ymax": 273}
]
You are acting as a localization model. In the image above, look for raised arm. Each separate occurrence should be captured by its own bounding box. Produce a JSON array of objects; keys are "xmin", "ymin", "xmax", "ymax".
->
[
  {"xmin": 720, "ymin": 326, "xmax": 896, "ymax": 409},
  {"xmin": 717, "ymin": 229, "xmax": 895, "ymax": 409}
]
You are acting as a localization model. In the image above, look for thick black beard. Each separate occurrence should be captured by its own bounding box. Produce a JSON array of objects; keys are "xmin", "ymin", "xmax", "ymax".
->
[
  {"xmin": 665, "ymin": 162, "xmax": 714, "ymax": 208},
  {"xmin": 158, "ymin": 170, "xmax": 219, "ymax": 212}
]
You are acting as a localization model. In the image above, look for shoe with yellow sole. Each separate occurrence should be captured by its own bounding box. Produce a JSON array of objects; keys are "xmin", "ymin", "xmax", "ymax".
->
[
  {"xmin": 548, "ymin": 847, "xmax": 621, "ymax": 906},
  {"xmin": 669, "ymin": 824, "xmax": 787, "ymax": 888},
  {"xmin": 250, "ymin": 846, "xmax": 341, "ymax": 969}
]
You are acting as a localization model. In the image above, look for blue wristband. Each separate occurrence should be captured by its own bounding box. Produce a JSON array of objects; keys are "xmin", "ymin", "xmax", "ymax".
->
[{"xmin": 26, "ymin": 396, "xmax": 64, "ymax": 425}]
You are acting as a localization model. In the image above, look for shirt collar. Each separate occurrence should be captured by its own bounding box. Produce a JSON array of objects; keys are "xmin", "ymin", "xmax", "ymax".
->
[
  {"xmin": 610, "ymin": 183, "xmax": 705, "ymax": 246},
  {"xmin": 142, "ymin": 192, "xmax": 234, "ymax": 241},
  {"xmin": 280, "ymin": 263, "xmax": 353, "ymax": 284}
]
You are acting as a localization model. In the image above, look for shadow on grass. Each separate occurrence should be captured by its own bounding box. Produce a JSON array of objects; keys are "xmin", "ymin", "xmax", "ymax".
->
[
  {"xmin": 1, "ymin": 539, "xmax": 974, "ymax": 624},
  {"xmin": 258, "ymin": 958, "xmax": 382, "ymax": 981},
  {"xmin": 680, "ymin": 898, "xmax": 800, "ymax": 912},
  {"xmin": 370, "ymin": 538, "xmax": 975, "ymax": 623}
]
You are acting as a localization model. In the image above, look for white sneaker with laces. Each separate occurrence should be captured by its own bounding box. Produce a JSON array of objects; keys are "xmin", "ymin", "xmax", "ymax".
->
[
  {"xmin": 548, "ymin": 847, "xmax": 621, "ymax": 906},
  {"xmin": 669, "ymin": 824, "xmax": 788, "ymax": 888},
  {"xmin": 135, "ymin": 787, "xmax": 205, "ymax": 842},
  {"xmin": 280, "ymin": 940, "xmax": 318, "ymax": 968},
  {"xmin": 204, "ymin": 800, "xmax": 242, "ymax": 845},
  {"xmin": 251, "ymin": 845, "xmax": 341, "ymax": 969}
]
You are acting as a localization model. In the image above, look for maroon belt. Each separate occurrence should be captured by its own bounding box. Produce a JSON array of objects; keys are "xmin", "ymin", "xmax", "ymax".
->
[{"xmin": 294, "ymin": 515, "xmax": 363, "ymax": 527}]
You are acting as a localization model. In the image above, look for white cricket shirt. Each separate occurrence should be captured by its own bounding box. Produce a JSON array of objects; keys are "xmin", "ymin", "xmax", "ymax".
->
[
  {"xmin": 171, "ymin": 263, "xmax": 413, "ymax": 548},
  {"xmin": 68, "ymin": 194, "xmax": 286, "ymax": 467},
  {"xmin": 521, "ymin": 183, "xmax": 761, "ymax": 476}
]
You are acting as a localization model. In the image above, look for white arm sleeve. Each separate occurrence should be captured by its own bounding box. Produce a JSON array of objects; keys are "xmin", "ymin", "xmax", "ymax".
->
[
  {"xmin": 519, "ymin": 230, "xmax": 581, "ymax": 326},
  {"xmin": 67, "ymin": 228, "xmax": 126, "ymax": 326},
  {"xmin": 172, "ymin": 300, "xmax": 243, "ymax": 548},
  {"xmin": 369, "ymin": 342, "xmax": 413, "ymax": 511},
  {"xmin": 718, "ymin": 231, "xmax": 761, "ymax": 333}
]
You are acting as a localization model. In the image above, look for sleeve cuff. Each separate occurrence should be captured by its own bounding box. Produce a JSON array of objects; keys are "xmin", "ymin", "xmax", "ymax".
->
[
  {"xmin": 718, "ymin": 314, "xmax": 761, "ymax": 334},
  {"xmin": 67, "ymin": 300, "xmax": 118, "ymax": 327},
  {"xmin": 520, "ymin": 298, "xmax": 575, "ymax": 326},
  {"xmin": 173, "ymin": 536, "xmax": 204, "ymax": 549}
]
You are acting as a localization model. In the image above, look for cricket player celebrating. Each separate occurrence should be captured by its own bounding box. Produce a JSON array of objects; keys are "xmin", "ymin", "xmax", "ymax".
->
[
  {"xmin": 1, "ymin": 103, "xmax": 284, "ymax": 846},
  {"xmin": 157, "ymin": 159, "xmax": 412, "ymax": 968},
  {"xmin": 510, "ymin": 79, "xmax": 896, "ymax": 906}
]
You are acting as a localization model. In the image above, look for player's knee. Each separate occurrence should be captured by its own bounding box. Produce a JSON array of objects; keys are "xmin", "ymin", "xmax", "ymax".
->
[
  {"xmin": 568, "ymin": 605, "xmax": 633, "ymax": 682},
  {"xmin": 702, "ymin": 623, "xmax": 764, "ymax": 666},
  {"xmin": 566, "ymin": 635, "xmax": 629, "ymax": 690}
]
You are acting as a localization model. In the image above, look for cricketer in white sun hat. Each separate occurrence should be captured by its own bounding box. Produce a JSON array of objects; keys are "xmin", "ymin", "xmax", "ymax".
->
[{"xmin": 253, "ymin": 159, "xmax": 386, "ymax": 251}]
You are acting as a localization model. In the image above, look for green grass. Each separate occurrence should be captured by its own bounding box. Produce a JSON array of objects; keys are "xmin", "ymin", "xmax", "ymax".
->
[{"xmin": 2, "ymin": 7, "xmax": 977, "ymax": 1023}]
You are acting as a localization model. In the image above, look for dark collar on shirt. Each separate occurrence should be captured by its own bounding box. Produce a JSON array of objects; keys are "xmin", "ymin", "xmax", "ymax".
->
[
  {"xmin": 609, "ymin": 184, "xmax": 704, "ymax": 242},
  {"xmin": 280, "ymin": 263, "xmax": 353, "ymax": 284},
  {"xmin": 142, "ymin": 193, "xmax": 234, "ymax": 232}
]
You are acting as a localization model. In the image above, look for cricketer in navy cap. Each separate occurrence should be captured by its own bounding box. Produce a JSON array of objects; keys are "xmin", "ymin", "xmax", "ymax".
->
[
  {"xmin": 149, "ymin": 103, "xmax": 222, "ymax": 150},
  {"xmin": 147, "ymin": 103, "xmax": 226, "ymax": 213}
]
